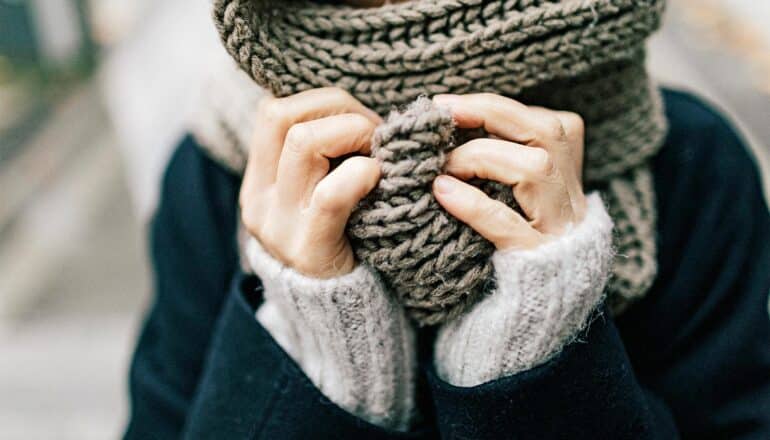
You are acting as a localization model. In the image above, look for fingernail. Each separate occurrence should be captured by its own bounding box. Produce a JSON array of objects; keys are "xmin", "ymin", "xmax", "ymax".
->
[{"xmin": 434, "ymin": 176, "xmax": 456, "ymax": 195}]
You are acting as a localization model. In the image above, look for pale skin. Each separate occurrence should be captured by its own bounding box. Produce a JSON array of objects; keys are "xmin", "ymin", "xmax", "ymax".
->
[
  {"xmin": 242, "ymin": 0, "xmax": 586, "ymax": 277},
  {"xmin": 240, "ymin": 88, "xmax": 588, "ymax": 278}
]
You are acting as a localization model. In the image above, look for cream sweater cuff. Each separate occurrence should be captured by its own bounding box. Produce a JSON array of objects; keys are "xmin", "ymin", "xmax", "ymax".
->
[
  {"xmin": 246, "ymin": 238, "xmax": 416, "ymax": 431},
  {"xmin": 434, "ymin": 192, "xmax": 615, "ymax": 387}
]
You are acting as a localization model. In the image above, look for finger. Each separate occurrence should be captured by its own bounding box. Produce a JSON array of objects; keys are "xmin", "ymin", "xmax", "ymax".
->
[
  {"xmin": 310, "ymin": 156, "xmax": 381, "ymax": 241},
  {"xmin": 446, "ymin": 138, "xmax": 577, "ymax": 234},
  {"xmin": 558, "ymin": 110, "xmax": 585, "ymax": 182},
  {"xmin": 276, "ymin": 113, "xmax": 377, "ymax": 203},
  {"xmin": 444, "ymin": 138, "xmax": 555, "ymax": 186},
  {"xmin": 246, "ymin": 87, "xmax": 381, "ymax": 189},
  {"xmin": 527, "ymin": 107, "xmax": 587, "ymax": 218},
  {"xmin": 432, "ymin": 175, "xmax": 542, "ymax": 250},
  {"xmin": 529, "ymin": 107, "xmax": 585, "ymax": 181},
  {"xmin": 433, "ymin": 93, "xmax": 567, "ymax": 147}
]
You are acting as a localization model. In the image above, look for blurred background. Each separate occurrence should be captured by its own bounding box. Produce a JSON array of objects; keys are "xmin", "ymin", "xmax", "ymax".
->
[{"xmin": 0, "ymin": 0, "xmax": 768, "ymax": 438}]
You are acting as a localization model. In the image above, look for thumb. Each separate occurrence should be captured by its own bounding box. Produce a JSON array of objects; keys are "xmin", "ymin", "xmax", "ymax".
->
[{"xmin": 310, "ymin": 156, "xmax": 381, "ymax": 242}]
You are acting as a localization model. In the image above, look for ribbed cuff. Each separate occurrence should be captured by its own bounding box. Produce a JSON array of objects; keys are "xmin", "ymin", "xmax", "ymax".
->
[
  {"xmin": 246, "ymin": 238, "xmax": 416, "ymax": 431},
  {"xmin": 434, "ymin": 192, "xmax": 615, "ymax": 387}
]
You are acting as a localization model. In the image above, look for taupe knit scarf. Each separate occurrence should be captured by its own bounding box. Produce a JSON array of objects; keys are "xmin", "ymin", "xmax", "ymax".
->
[{"xmin": 198, "ymin": 0, "xmax": 668, "ymax": 325}]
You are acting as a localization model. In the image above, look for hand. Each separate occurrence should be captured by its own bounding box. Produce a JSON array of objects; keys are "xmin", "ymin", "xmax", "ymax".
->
[
  {"xmin": 240, "ymin": 88, "xmax": 382, "ymax": 278},
  {"xmin": 432, "ymin": 93, "xmax": 587, "ymax": 250}
]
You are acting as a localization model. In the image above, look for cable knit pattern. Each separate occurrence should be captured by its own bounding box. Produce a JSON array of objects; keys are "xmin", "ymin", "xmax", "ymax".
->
[
  {"xmin": 246, "ymin": 238, "xmax": 416, "ymax": 431},
  {"xmin": 434, "ymin": 193, "xmax": 614, "ymax": 387}
]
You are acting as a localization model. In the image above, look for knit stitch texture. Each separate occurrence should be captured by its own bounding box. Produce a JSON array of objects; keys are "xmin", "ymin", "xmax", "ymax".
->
[
  {"xmin": 348, "ymin": 98, "xmax": 517, "ymax": 325},
  {"xmin": 246, "ymin": 238, "xmax": 416, "ymax": 430},
  {"xmin": 199, "ymin": 0, "xmax": 669, "ymax": 323},
  {"xmin": 435, "ymin": 192, "xmax": 615, "ymax": 386}
]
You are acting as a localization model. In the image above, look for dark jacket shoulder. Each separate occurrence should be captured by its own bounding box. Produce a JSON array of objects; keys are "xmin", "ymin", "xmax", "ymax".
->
[
  {"xmin": 616, "ymin": 89, "xmax": 770, "ymax": 438},
  {"xmin": 126, "ymin": 136, "xmax": 242, "ymax": 439},
  {"xmin": 126, "ymin": 91, "xmax": 770, "ymax": 439},
  {"xmin": 653, "ymin": 89, "xmax": 766, "ymax": 221},
  {"xmin": 649, "ymin": 89, "xmax": 768, "ymax": 298}
]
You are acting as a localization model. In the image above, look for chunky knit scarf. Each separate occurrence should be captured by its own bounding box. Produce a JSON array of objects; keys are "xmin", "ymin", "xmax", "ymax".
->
[{"xmin": 196, "ymin": 0, "xmax": 668, "ymax": 325}]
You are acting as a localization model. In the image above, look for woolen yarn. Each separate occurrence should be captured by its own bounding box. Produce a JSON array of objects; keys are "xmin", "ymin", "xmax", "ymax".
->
[{"xmin": 200, "ymin": 0, "xmax": 668, "ymax": 324}]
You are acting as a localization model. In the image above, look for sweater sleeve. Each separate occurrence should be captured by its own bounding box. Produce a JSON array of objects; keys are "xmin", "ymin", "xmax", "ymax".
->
[
  {"xmin": 245, "ymin": 238, "xmax": 416, "ymax": 431},
  {"xmin": 427, "ymin": 192, "xmax": 680, "ymax": 439},
  {"xmin": 434, "ymin": 192, "xmax": 614, "ymax": 386},
  {"xmin": 127, "ymin": 138, "xmax": 427, "ymax": 440}
]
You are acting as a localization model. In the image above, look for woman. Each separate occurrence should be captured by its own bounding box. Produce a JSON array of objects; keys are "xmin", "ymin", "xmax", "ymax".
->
[{"xmin": 125, "ymin": 0, "xmax": 770, "ymax": 438}]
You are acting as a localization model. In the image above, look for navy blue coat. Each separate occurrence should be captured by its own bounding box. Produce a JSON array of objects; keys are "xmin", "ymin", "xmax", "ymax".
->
[{"xmin": 124, "ymin": 90, "xmax": 770, "ymax": 439}]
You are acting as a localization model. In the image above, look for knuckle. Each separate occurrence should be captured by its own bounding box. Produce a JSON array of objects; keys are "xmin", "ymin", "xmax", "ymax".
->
[
  {"xmin": 557, "ymin": 112, "xmax": 585, "ymax": 160},
  {"xmin": 349, "ymin": 112, "xmax": 375, "ymax": 130},
  {"xmin": 528, "ymin": 149, "xmax": 554, "ymax": 176},
  {"xmin": 342, "ymin": 113, "xmax": 375, "ymax": 140},
  {"xmin": 458, "ymin": 139, "xmax": 487, "ymax": 167},
  {"xmin": 562, "ymin": 111, "xmax": 585, "ymax": 136},
  {"xmin": 284, "ymin": 123, "xmax": 313, "ymax": 154},
  {"xmin": 540, "ymin": 115, "xmax": 566, "ymax": 140}
]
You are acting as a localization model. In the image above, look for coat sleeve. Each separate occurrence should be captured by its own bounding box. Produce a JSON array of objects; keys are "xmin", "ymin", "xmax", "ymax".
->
[
  {"xmin": 616, "ymin": 91, "xmax": 770, "ymax": 438},
  {"xmin": 124, "ymin": 137, "xmax": 242, "ymax": 439},
  {"xmin": 427, "ymin": 306, "xmax": 680, "ymax": 439},
  {"xmin": 181, "ymin": 273, "xmax": 430, "ymax": 439},
  {"xmin": 125, "ymin": 137, "xmax": 429, "ymax": 439},
  {"xmin": 426, "ymin": 91, "xmax": 770, "ymax": 439}
]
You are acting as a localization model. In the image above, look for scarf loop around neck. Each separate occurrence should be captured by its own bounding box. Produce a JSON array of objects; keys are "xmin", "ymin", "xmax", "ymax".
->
[{"xmin": 203, "ymin": 0, "xmax": 668, "ymax": 324}]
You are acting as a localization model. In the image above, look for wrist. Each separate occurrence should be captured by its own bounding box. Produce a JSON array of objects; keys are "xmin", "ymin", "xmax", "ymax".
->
[
  {"xmin": 435, "ymin": 192, "xmax": 614, "ymax": 386},
  {"xmin": 258, "ymin": 236, "xmax": 357, "ymax": 279},
  {"xmin": 247, "ymin": 236, "xmax": 417, "ymax": 430},
  {"xmin": 287, "ymin": 252, "xmax": 357, "ymax": 279}
]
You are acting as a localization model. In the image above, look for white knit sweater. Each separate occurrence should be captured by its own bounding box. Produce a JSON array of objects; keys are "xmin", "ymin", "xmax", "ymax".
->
[
  {"xmin": 247, "ymin": 192, "xmax": 614, "ymax": 430},
  {"xmin": 246, "ymin": 239, "xmax": 416, "ymax": 431}
]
